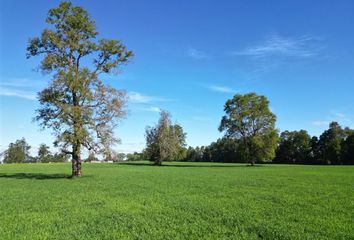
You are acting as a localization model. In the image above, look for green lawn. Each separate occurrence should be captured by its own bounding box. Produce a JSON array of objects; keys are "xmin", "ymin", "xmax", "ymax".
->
[{"xmin": 0, "ymin": 162, "xmax": 353, "ymax": 239}]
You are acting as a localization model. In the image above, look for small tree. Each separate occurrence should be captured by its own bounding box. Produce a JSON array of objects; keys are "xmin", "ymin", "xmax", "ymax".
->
[
  {"xmin": 37, "ymin": 143, "xmax": 52, "ymax": 163},
  {"xmin": 3, "ymin": 138, "xmax": 31, "ymax": 163},
  {"xmin": 27, "ymin": 2, "xmax": 133, "ymax": 176},
  {"xmin": 219, "ymin": 93, "xmax": 278, "ymax": 165},
  {"xmin": 145, "ymin": 110, "xmax": 187, "ymax": 165}
]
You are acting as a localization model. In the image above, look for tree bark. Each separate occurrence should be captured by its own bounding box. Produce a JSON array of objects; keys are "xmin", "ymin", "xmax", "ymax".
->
[
  {"xmin": 72, "ymin": 144, "xmax": 82, "ymax": 177},
  {"xmin": 250, "ymin": 159, "xmax": 255, "ymax": 166},
  {"xmin": 71, "ymin": 90, "xmax": 82, "ymax": 177}
]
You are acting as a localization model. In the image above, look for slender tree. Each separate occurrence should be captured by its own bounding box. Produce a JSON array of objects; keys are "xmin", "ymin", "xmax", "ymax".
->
[
  {"xmin": 145, "ymin": 111, "xmax": 187, "ymax": 165},
  {"xmin": 27, "ymin": 2, "xmax": 133, "ymax": 176},
  {"xmin": 219, "ymin": 93, "xmax": 278, "ymax": 165},
  {"xmin": 37, "ymin": 143, "xmax": 52, "ymax": 163}
]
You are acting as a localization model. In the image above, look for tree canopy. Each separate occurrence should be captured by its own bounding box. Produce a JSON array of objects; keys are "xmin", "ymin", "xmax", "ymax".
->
[
  {"xmin": 2, "ymin": 138, "xmax": 31, "ymax": 164},
  {"xmin": 219, "ymin": 93, "xmax": 278, "ymax": 165}
]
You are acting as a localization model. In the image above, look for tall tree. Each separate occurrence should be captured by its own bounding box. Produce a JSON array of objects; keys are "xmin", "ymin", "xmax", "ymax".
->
[
  {"xmin": 219, "ymin": 93, "xmax": 278, "ymax": 165},
  {"xmin": 317, "ymin": 122, "xmax": 345, "ymax": 164},
  {"xmin": 2, "ymin": 138, "xmax": 31, "ymax": 164},
  {"xmin": 145, "ymin": 111, "xmax": 187, "ymax": 165},
  {"xmin": 27, "ymin": 2, "xmax": 133, "ymax": 176}
]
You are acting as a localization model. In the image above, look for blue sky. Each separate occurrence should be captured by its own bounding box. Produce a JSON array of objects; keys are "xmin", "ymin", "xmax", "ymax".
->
[{"xmin": 1, "ymin": 0, "xmax": 354, "ymax": 155}]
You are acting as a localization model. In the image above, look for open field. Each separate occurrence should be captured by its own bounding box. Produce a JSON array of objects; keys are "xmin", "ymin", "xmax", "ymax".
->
[{"xmin": 0, "ymin": 162, "xmax": 353, "ymax": 239}]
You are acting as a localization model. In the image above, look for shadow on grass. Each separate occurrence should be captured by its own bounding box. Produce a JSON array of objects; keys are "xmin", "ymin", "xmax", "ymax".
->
[
  {"xmin": 0, "ymin": 173, "xmax": 72, "ymax": 180},
  {"xmin": 118, "ymin": 162, "xmax": 263, "ymax": 168}
]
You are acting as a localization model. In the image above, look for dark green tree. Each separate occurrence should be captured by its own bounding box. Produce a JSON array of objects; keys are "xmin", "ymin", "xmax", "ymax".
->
[
  {"xmin": 341, "ymin": 132, "xmax": 354, "ymax": 165},
  {"xmin": 219, "ymin": 93, "xmax": 278, "ymax": 165},
  {"xmin": 274, "ymin": 130, "xmax": 312, "ymax": 164},
  {"xmin": 2, "ymin": 138, "xmax": 31, "ymax": 163},
  {"xmin": 27, "ymin": 2, "xmax": 133, "ymax": 176},
  {"xmin": 317, "ymin": 122, "xmax": 345, "ymax": 164}
]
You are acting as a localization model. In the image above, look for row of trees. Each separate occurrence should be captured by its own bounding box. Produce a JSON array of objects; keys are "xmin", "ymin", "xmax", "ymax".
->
[
  {"xmin": 1, "ymin": 138, "xmax": 69, "ymax": 163},
  {"xmin": 1, "ymin": 139, "xmax": 134, "ymax": 164},
  {"xmin": 141, "ymin": 93, "xmax": 354, "ymax": 165},
  {"xmin": 183, "ymin": 121, "xmax": 354, "ymax": 165},
  {"xmin": 143, "ymin": 93, "xmax": 278, "ymax": 165},
  {"xmin": 274, "ymin": 122, "xmax": 354, "ymax": 165}
]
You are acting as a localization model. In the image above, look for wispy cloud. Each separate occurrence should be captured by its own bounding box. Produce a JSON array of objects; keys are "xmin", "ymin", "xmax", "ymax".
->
[
  {"xmin": 230, "ymin": 34, "xmax": 325, "ymax": 80},
  {"xmin": 0, "ymin": 86, "xmax": 36, "ymax": 100},
  {"xmin": 233, "ymin": 35, "xmax": 322, "ymax": 59},
  {"xmin": 140, "ymin": 106, "xmax": 161, "ymax": 113},
  {"xmin": 128, "ymin": 92, "xmax": 154, "ymax": 103},
  {"xmin": 0, "ymin": 77, "xmax": 46, "ymax": 100},
  {"xmin": 207, "ymin": 85, "xmax": 235, "ymax": 93},
  {"xmin": 312, "ymin": 111, "xmax": 353, "ymax": 128},
  {"xmin": 186, "ymin": 48, "xmax": 208, "ymax": 60},
  {"xmin": 311, "ymin": 120, "xmax": 330, "ymax": 127},
  {"xmin": 128, "ymin": 91, "xmax": 167, "ymax": 104}
]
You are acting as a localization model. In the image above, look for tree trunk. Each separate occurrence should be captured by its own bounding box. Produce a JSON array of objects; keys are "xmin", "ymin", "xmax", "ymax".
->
[
  {"xmin": 250, "ymin": 159, "xmax": 255, "ymax": 166},
  {"xmin": 154, "ymin": 158, "xmax": 162, "ymax": 166},
  {"xmin": 71, "ymin": 90, "xmax": 82, "ymax": 177},
  {"xmin": 72, "ymin": 144, "xmax": 82, "ymax": 177}
]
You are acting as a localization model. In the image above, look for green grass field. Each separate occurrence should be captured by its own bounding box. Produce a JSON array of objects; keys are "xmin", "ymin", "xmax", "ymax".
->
[{"xmin": 0, "ymin": 162, "xmax": 353, "ymax": 239}]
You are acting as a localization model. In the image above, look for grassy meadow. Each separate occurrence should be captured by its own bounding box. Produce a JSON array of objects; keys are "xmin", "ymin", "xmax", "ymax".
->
[{"xmin": 0, "ymin": 162, "xmax": 353, "ymax": 239}]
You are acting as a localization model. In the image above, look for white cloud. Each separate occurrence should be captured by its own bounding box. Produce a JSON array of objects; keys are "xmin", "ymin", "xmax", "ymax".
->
[
  {"xmin": 0, "ymin": 77, "xmax": 47, "ymax": 100},
  {"xmin": 0, "ymin": 86, "xmax": 36, "ymax": 100},
  {"xmin": 233, "ymin": 35, "xmax": 322, "ymax": 59},
  {"xmin": 207, "ymin": 85, "xmax": 235, "ymax": 93},
  {"xmin": 142, "ymin": 106, "xmax": 161, "ymax": 113},
  {"xmin": 312, "ymin": 121, "xmax": 329, "ymax": 127},
  {"xmin": 332, "ymin": 112, "xmax": 346, "ymax": 118},
  {"xmin": 0, "ymin": 78, "xmax": 46, "ymax": 88},
  {"xmin": 186, "ymin": 48, "xmax": 208, "ymax": 60},
  {"xmin": 128, "ymin": 92, "xmax": 156, "ymax": 103},
  {"xmin": 312, "ymin": 111, "xmax": 354, "ymax": 128}
]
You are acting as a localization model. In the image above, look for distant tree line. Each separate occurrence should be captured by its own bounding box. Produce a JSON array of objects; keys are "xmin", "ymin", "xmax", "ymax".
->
[
  {"xmin": 182, "ymin": 121, "xmax": 354, "ymax": 165},
  {"xmin": 139, "ymin": 93, "xmax": 354, "ymax": 165},
  {"xmin": 1, "ymin": 139, "xmax": 69, "ymax": 164}
]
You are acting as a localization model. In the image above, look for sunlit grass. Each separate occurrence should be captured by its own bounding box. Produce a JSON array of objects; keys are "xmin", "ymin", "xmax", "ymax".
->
[{"xmin": 0, "ymin": 162, "xmax": 353, "ymax": 239}]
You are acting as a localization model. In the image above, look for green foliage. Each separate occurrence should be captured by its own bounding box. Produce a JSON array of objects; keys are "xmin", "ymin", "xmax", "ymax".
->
[
  {"xmin": 27, "ymin": 1, "xmax": 133, "ymax": 176},
  {"xmin": 84, "ymin": 151, "xmax": 98, "ymax": 162},
  {"xmin": 0, "ymin": 163, "xmax": 353, "ymax": 239},
  {"xmin": 317, "ymin": 122, "xmax": 345, "ymax": 164},
  {"xmin": 341, "ymin": 133, "xmax": 354, "ymax": 164},
  {"xmin": 36, "ymin": 143, "xmax": 69, "ymax": 163},
  {"xmin": 114, "ymin": 153, "xmax": 126, "ymax": 162},
  {"xmin": 126, "ymin": 152, "xmax": 144, "ymax": 161},
  {"xmin": 37, "ymin": 144, "xmax": 52, "ymax": 163},
  {"xmin": 144, "ymin": 111, "xmax": 187, "ymax": 165},
  {"xmin": 2, "ymin": 138, "xmax": 31, "ymax": 163},
  {"xmin": 219, "ymin": 93, "xmax": 278, "ymax": 165},
  {"xmin": 274, "ymin": 130, "xmax": 312, "ymax": 164}
]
